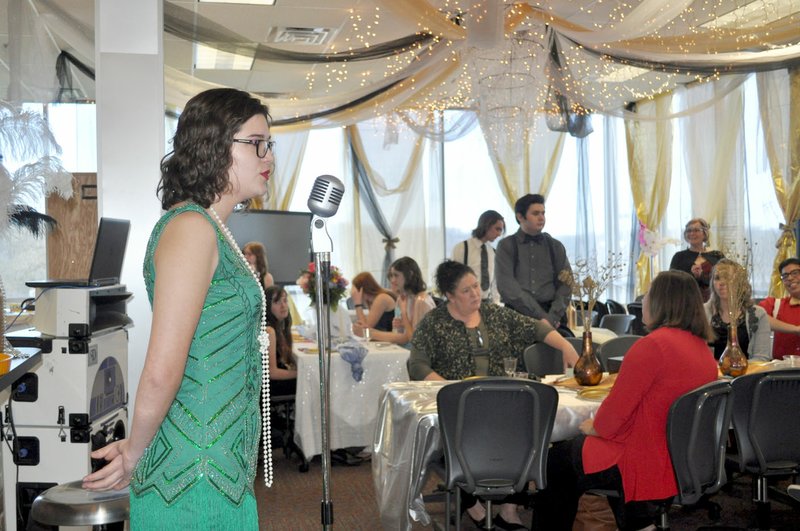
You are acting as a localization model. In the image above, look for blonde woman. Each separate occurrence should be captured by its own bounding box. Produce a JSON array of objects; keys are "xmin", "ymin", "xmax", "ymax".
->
[
  {"xmin": 243, "ymin": 241, "xmax": 274, "ymax": 289},
  {"xmin": 704, "ymin": 259, "xmax": 770, "ymax": 361}
]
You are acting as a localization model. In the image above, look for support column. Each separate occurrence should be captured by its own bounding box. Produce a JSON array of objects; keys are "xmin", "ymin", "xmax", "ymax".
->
[{"xmin": 95, "ymin": 1, "xmax": 164, "ymax": 412}]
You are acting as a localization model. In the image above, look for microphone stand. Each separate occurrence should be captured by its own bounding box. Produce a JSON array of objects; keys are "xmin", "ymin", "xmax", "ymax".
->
[{"xmin": 311, "ymin": 215, "xmax": 334, "ymax": 529}]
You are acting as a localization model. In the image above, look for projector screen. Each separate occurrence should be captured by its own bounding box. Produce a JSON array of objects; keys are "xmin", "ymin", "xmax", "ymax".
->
[{"xmin": 227, "ymin": 209, "xmax": 312, "ymax": 286}]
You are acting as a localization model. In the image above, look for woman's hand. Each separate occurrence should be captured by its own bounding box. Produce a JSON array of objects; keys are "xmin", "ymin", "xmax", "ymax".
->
[
  {"xmin": 579, "ymin": 418, "xmax": 597, "ymax": 436},
  {"xmin": 690, "ymin": 263, "xmax": 703, "ymax": 278},
  {"xmin": 351, "ymin": 321, "xmax": 366, "ymax": 338},
  {"xmin": 350, "ymin": 286, "xmax": 363, "ymax": 306},
  {"xmin": 562, "ymin": 343, "xmax": 579, "ymax": 369},
  {"xmin": 82, "ymin": 439, "xmax": 137, "ymax": 491}
]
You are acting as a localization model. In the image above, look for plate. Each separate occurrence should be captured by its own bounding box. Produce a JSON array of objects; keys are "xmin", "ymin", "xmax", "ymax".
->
[
  {"xmin": 577, "ymin": 387, "xmax": 609, "ymax": 401},
  {"xmin": 371, "ymin": 341, "xmax": 392, "ymax": 348}
]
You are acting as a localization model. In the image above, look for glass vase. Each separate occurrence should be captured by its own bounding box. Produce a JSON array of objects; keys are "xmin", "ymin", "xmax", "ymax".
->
[
  {"xmin": 574, "ymin": 330, "xmax": 603, "ymax": 386},
  {"xmin": 719, "ymin": 321, "xmax": 748, "ymax": 377}
]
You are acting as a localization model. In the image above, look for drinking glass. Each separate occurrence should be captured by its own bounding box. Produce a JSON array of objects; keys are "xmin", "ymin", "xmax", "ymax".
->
[{"xmin": 503, "ymin": 357, "xmax": 517, "ymax": 377}]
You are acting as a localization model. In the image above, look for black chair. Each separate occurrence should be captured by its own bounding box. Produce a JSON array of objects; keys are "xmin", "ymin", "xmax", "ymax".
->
[
  {"xmin": 565, "ymin": 336, "xmax": 597, "ymax": 355},
  {"xmin": 583, "ymin": 379, "xmax": 733, "ymax": 530},
  {"xmin": 598, "ymin": 314, "xmax": 636, "ymax": 335},
  {"xmin": 626, "ymin": 301, "xmax": 648, "ymax": 336},
  {"xmin": 523, "ymin": 343, "xmax": 564, "ymax": 377},
  {"xmin": 663, "ymin": 380, "xmax": 733, "ymax": 526},
  {"xmin": 575, "ymin": 310, "xmax": 599, "ymax": 328},
  {"xmin": 605, "ymin": 299, "xmax": 628, "ymax": 315},
  {"xmin": 270, "ymin": 394, "xmax": 309, "ymax": 472},
  {"xmin": 730, "ymin": 369, "xmax": 800, "ymax": 529},
  {"xmin": 596, "ymin": 334, "xmax": 642, "ymax": 372},
  {"xmin": 437, "ymin": 378, "xmax": 558, "ymax": 531}
]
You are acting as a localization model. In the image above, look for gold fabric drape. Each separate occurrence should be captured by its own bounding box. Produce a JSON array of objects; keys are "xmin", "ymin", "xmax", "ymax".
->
[
  {"xmin": 758, "ymin": 67, "xmax": 800, "ymax": 297},
  {"xmin": 626, "ymin": 93, "xmax": 674, "ymax": 295}
]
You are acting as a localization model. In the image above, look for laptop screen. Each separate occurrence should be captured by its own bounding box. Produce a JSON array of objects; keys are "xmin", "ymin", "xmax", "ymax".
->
[{"xmin": 88, "ymin": 218, "xmax": 130, "ymax": 283}]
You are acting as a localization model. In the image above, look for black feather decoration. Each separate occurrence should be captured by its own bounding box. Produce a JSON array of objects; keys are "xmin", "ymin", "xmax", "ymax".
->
[{"xmin": 8, "ymin": 205, "xmax": 58, "ymax": 237}]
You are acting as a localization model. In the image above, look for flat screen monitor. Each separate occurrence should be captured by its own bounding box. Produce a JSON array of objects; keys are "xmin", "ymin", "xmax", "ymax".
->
[{"xmin": 227, "ymin": 209, "xmax": 312, "ymax": 286}]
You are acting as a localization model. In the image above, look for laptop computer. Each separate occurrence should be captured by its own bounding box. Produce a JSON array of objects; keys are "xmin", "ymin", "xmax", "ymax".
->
[{"xmin": 26, "ymin": 217, "xmax": 131, "ymax": 288}]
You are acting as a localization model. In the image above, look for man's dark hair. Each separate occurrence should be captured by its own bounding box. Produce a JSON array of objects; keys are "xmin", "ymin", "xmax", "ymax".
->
[
  {"xmin": 779, "ymin": 257, "xmax": 800, "ymax": 273},
  {"xmin": 514, "ymin": 193, "xmax": 545, "ymax": 222},
  {"xmin": 471, "ymin": 210, "xmax": 504, "ymax": 239}
]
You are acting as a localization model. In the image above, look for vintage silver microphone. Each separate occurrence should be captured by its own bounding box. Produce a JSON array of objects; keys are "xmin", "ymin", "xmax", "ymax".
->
[{"xmin": 307, "ymin": 174, "xmax": 344, "ymax": 530}]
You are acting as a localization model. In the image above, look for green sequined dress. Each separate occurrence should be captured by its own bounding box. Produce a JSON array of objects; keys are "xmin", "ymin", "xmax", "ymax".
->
[{"xmin": 130, "ymin": 204, "xmax": 261, "ymax": 530}]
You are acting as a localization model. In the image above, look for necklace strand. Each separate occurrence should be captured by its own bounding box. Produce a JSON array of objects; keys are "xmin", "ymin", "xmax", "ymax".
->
[{"xmin": 208, "ymin": 205, "xmax": 273, "ymax": 488}]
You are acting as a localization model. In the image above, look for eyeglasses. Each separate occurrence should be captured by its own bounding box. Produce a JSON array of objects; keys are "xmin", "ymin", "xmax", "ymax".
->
[
  {"xmin": 475, "ymin": 328, "xmax": 484, "ymax": 348},
  {"xmin": 780, "ymin": 269, "xmax": 800, "ymax": 281},
  {"xmin": 685, "ymin": 228, "xmax": 704, "ymax": 233},
  {"xmin": 232, "ymin": 138, "xmax": 275, "ymax": 158}
]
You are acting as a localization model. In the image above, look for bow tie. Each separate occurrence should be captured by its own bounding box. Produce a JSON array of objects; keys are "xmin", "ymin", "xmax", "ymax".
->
[{"xmin": 524, "ymin": 234, "xmax": 544, "ymax": 244}]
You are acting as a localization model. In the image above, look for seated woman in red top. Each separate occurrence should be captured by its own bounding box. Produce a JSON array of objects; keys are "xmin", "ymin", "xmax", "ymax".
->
[{"xmin": 534, "ymin": 270, "xmax": 718, "ymax": 530}]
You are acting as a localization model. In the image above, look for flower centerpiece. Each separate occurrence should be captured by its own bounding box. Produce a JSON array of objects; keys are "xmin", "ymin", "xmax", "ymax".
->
[
  {"xmin": 559, "ymin": 253, "xmax": 626, "ymax": 334},
  {"xmin": 296, "ymin": 262, "xmax": 349, "ymax": 310},
  {"xmin": 559, "ymin": 253, "xmax": 625, "ymax": 386}
]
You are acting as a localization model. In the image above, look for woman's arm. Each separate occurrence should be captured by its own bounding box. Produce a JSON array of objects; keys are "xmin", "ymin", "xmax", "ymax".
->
[
  {"xmin": 542, "ymin": 330, "xmax": 579, "ymax": 368},
  {"xmin": 358, "ymin": 292, "xmax": 395, "ymax": 329},
  {"xmin": 268, "ymin": 326, "xmax": 297, "ymax": 380},
  {"xmin": 83, "ymin": 212, "xmax": 217, "ymax": 491},
  {"xmin": 749, "ymin": 307, "xmax": 773, "ymax": 361},
  {"xmin": 263, "ymin": 272, "xmax": 274, "ymax": 288},
  {"xmin": 365, "ymin": 294, "xmax": 413, "ymax": 344}
]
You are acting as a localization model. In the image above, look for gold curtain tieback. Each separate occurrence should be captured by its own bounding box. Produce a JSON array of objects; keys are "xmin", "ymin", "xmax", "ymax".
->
[
  {"xmin": 776, "ymin": 222, "xmax": 796, "ymax": 248},
  {"xmin": 383, "ymin": 237, "xmax": 400, "ymax": 251}
]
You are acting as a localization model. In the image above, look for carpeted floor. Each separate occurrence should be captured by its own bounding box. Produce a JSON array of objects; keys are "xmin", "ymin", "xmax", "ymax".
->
[{"xmin": 256, "ymin": 450, "xmax": 800, "ymax": 530}]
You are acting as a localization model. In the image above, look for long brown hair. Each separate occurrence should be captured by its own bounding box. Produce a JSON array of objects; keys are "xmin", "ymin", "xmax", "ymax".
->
[
  {"xmin": 646, "ymin": 270, "xmax": 714, "ymax": 341},
  {"xmin": 243, "ymin": 241, "xmax": 269, "ymax": 285},
  {"xmin": 352, "ymin": 271, "xmax": 396, "ymax": 305},
  {"xmin": 265, "ymin": 286, "xmax": 292, "ymax": 368}
]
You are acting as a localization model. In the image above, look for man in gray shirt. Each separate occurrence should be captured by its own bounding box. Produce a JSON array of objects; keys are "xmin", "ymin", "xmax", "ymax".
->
[{"xmin": 495, "ymin": 193, "xmax": 573, "ymax": 333}]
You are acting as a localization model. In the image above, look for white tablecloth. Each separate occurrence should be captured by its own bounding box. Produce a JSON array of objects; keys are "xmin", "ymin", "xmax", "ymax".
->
[
  {"xmin": 293, "ymin": 340, "xmax": 410, "ymax": 458},
  {"xmin": 371, "ymin": 380, "xmax": 602, "ymax": 530}
]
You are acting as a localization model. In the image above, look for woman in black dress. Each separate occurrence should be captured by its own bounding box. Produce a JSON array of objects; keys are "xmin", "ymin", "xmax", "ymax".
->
[{"xmin": 669, "ymin": 218, "xmax": 723, "ymax": 301}]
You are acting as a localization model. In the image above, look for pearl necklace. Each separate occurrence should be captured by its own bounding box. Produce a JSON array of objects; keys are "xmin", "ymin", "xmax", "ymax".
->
[{"xmin": 208, "ymin": 205, "xmax": 273, "ymax": 488}]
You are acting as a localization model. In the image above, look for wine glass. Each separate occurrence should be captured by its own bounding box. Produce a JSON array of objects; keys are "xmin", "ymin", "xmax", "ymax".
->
[{"xmin": 503, "ymin": 357, "xmax": 517, "ymax": 377}]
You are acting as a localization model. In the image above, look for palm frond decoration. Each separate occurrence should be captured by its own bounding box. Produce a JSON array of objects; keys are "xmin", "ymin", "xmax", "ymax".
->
[{"xmin": 0, "ymin": 100, "xmax": 74, "ymax": 238}]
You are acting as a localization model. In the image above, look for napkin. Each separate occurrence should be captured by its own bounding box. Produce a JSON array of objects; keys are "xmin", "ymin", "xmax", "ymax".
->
[{"xmin": 338, "ymin": 341, "xmax": 368, "ymax": 382}]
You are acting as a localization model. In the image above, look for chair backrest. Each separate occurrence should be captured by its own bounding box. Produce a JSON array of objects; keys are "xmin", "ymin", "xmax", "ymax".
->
[
  {"xmin": 626, "ymin": 301, "xmax": 648, "ymax": 336},
  {"xmin": 667, "ymin": 379, "xmax": 733, "ymax": 505},
  {"xmin": 598, "ymin": 314, "xmax": 636, "ymax": 335},
  {"xmin": 731, "ymin": 369, "xmax": 800, "ymax": 474},
  {"xmin": 523, "ymin": 343, "xmax": 564, "ymax": 377},
  {"xmin": 575, "ymin": 310, "xmax": 599, "ymax": 328},
  {"xmin": 565, "ymin": 336, "xmax": 597, "ymax": 354},
  {"xmin": 437, "ymin": 378, "xmax": 559, "ymax": 495},
  {"xmin": 605, "ymin": 299, "xmax": 628, "ymax": 315},
  {"xmin": 596, "ymin": 335, "xmax": 642, "ymax": 372}
]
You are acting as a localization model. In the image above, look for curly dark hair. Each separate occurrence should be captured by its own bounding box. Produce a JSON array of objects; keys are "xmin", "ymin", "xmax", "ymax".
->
[
  {"xmin": 265, "ymin": 285, "xmax": 293, "ymax": 368},
  {"xmin": 158, "ymin": 88, "xmax": 271, "ymax": 209},
  {"xmin": 390, "ymin": 256, "xmax": 427, "ymax": 295},
  {"xmin": 435, "ymin": 260, "xmax": 475, "ymax": 296}
]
